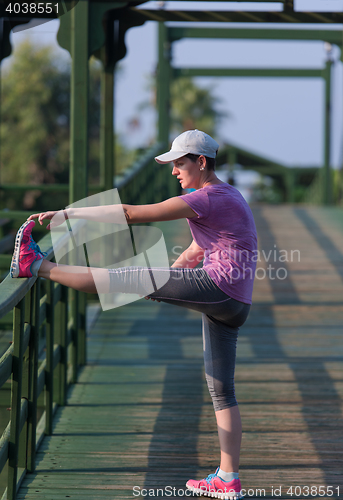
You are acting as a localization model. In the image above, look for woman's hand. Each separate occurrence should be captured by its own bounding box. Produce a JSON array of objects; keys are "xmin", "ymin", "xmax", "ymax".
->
[
  {"xmin": 144, "ymin": 296, "xmax": 161, "ymax": 303},
  {"xmin": 27, "ymin": 211, "xmax": 64, "ymax": 230}
]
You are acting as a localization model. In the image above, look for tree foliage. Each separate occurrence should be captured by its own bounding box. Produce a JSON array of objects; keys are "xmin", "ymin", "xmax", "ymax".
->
[
  {"xmin": 0, "ymin": 39, "xmax": 101, "ymax": 210},
  {"xmin": 170, "ymin": 77, "xmax": 227, "ymax": 138},
  {"xmin": 138, "ymin": 75, "xmax": 227, "ymax": 141}
]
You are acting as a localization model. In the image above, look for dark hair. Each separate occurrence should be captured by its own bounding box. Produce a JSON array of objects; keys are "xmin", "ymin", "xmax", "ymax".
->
[{"xmin": 184, "ymin": 153, "xmax": 216, "ymax": 171}]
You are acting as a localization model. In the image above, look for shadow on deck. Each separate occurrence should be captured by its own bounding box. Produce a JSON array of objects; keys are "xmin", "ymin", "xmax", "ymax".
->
[{"xmin": 17, "ymin": 205, "xmax": 343, "ymax": 499}]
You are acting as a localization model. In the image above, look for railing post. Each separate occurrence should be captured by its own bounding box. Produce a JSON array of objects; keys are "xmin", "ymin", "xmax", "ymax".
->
[
  {"xmin": 8, "ymin": 298, "xmax": 25, "ymax": 500},
  {"xmin": 74, "ymin": 229, "xmax": 86, "ymax": 368},
  {"xmin": 45, "ymin": 281, "xmax": 55, "ymax": 435},
  {"xmin": 27, "ymin": 281, "xmax": 40, "ymax": 473},
  {"xmin": 78, "ymin": 291, "xmax": 86, "ymax": 366},
  {"xmin": 71, "ymin": 288, "xmax": 80, "ymax": 383},
  {"xmin": 17, "ymin": 293, "xmax": 31, "ymax": 473},
  {"xmin": 55, "ymin": 285, "xmax": 68, "ymax": 406}
]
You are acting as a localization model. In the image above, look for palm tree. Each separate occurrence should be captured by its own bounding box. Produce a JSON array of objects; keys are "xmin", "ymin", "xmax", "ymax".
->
[
  {"xmin": 137, "ymin": 75, "xmax": 228, "ymax": 142},
  {"xmin": 170, "ymin": 77, "xmax": 227, "ymax": 138}
]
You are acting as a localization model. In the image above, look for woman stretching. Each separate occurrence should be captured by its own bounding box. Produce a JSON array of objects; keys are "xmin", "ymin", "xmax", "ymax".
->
[{"xmin": 11, "ymin": 130, "xmax": 257, "ymax": 500}]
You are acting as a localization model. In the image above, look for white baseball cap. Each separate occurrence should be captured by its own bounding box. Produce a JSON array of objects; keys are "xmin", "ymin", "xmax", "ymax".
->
[{"xmin": 155, "ymin": 130, "xmax": 219, "ymax": 164}]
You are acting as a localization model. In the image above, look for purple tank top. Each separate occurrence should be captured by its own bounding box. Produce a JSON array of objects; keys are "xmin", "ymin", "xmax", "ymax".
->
[{"xmin": 179, "ymin": 183, "xmax": 257, "ymax": 305}]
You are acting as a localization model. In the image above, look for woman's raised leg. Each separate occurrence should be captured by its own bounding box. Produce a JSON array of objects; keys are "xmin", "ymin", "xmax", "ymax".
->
[{"xmin": 38, "ymin": 260, "xmax": 110, "ymax": 294}]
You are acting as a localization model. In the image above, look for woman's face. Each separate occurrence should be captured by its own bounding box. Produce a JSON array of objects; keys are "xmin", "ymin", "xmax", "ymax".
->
[{"xmin": 172, "ymin": 156, "xmax": 202, "ymax": 190}]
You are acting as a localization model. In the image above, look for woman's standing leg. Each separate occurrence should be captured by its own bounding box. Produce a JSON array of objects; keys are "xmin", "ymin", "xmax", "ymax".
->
[
  {"xmin": 216, "ymin": 406, "xmax": 242, "ymax": 473},
  {"xmin": 202, "ymin": 313, "xmax": 242, "ymax": 473}
]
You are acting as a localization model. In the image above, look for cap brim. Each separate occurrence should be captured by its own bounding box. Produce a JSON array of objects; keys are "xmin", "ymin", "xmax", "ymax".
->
[{"xmin": 154, "ymin": 150, "xmax": 187, "ymax": 164}]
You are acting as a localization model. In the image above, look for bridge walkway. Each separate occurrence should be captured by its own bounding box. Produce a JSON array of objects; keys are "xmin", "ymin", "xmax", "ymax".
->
[{"xmin": 16, "ymin": 204, "xmax": 343, "ymax": 499}]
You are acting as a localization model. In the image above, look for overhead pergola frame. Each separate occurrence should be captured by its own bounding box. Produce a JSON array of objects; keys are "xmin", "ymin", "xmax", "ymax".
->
[
  {"xmin": 156, "ymin": 25, "xmax": 338, "ymax": 203},
  {"xmin": 169, "ymin": 28, "xmax": 343, "ymax": 52},
  {"xmin": 131, "ymin": 1, "xmax": 343, "ymax": 26},
  {"xmin": 0, "ymin": 0, "xmax": 342, "ymax": 205}
]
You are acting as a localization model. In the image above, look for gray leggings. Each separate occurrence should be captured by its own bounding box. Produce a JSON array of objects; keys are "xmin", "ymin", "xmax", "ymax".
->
[{"xmin": 108, "ymin": 267, "xmax": 250, "ymax": 411}]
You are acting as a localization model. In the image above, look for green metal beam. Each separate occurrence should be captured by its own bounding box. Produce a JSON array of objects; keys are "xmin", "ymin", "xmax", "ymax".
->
[
  {"xmin": 323, "ymin": 58, "xmax": 333, "ymax": 205},
  {"xmin": 100, "ymin": 68, "xmax": 115, "ymax": 191},
  {"xmin": 64, "ymin": 1, "xmax": 90, "ymax": 371},
  {"xmin": 69, "ymin": 1, "xmax": 89, "ymax": 205},
  {"xmin": 89, "ymin": 2, "xmax": 127, "ymax": 57},
  {"xmin": 169, "ymin": 27, "xmax": 343, "ymax": 45},
  {"xmin": 133, "ymin": 9, "xmax": 343, "ymax": 24},
  {"xmin": 138, "ymin": 0, "xmax": 286, "ymax": 2},
  {"xmin": 157, "ymin": 23, "xmax": 171, "ymax": 147},
  {"xmin": 174, "ymin": 68, "xmax": 324, "ymax": 78}
]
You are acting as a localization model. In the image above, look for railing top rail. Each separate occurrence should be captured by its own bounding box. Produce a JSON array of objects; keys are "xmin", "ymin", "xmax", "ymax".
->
[{"xmin": 217, "ymin": 142, "xmax": 289, "ymax": 171}]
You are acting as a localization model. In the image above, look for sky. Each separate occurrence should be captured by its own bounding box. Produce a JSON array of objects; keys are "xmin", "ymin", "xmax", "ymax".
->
[{"xmin": 4, "ymin": 0, "xmax": 343, "ymax": 174}]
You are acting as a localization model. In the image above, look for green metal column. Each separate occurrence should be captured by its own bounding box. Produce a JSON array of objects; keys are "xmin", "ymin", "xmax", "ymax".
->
[
  {"xmin": 157, "ymin": 23, "xmax": 171, "ymax": 147},
  {"xmin": 100, "ymin": 64, "xmax": 115, "ymax": 268},
  {"xmin": 323, "ymin": 57, "xmax": 333, "ymax": 205},
  {"xmin": 285, "ymin": 170, "xmax": 295, "ymax": 203},
  {"xmin": 158, "ymin": 24, "xmax": 177, "ymax": 196},
  {"xmin": 70, "ymin": 0, "xmax": 89, "ymax": 203},
  {"xmin": 227, "ymin": 147, "xmax": 236, "ymax": 185},
  {"xmin": 100, "ymin": 67, "xmax": 114, "ymax": 191},
  {"xmin": 70, "ymin": 0, "xmax": 89, "ymax": 367}
]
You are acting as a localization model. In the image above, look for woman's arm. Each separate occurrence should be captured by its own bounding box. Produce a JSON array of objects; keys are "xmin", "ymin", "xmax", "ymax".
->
[
  {"xmin": 29, "ymin": 197, "xmax": 197, "ymax": 227},
  {"xmin": 171, "ymin": 239, "xmax": 204, "ymax": 269},
  {"xmin": 122, "ymin": 197, "xmax": 197, "ymax": 223}
]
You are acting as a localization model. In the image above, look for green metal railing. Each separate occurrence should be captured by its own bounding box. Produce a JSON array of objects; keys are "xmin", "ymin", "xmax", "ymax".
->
[
  {"xmin": 302, "ymin": 170, "xmax": 324, "ymax": 205},
  {"xmin": 0, "ymin": 226, "xmax": 72, "ymax": 500},
  {"xmin": 116, "ymin": 143, "xmax": 171, "ymax": 203},
  {"xmin": 303, "ymin": 168, "xmax": 343, "ymax": 206},
  {"xmin": 0, "ymin": 143, "xmax": 172, "ymax": 500}
]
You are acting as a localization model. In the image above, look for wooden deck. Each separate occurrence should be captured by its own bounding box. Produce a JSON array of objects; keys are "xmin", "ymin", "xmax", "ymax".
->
[{"xmin": 17, "ymin": 205, "xmax": 343, "ymax": 499}]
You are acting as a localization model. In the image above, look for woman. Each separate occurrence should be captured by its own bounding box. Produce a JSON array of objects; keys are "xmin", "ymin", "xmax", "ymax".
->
[{"xmin": 11, "ymin": 130, "xmax": 257, "ymax": 500}]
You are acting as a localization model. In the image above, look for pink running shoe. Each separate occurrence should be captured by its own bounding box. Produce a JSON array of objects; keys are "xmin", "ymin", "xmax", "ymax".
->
[
  {"xmin": 10, "ymin": 220, "xmax": 46, "ymax": 278},
  {"xmin": 186, "ymin": 468, "xmax": 243, "ymax": 499}
]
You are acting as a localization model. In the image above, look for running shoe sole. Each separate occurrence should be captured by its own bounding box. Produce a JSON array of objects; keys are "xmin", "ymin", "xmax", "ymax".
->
[
  {"xmin": 186, "ymin": 485, "xmax": 244, "ymax": 500},
  {"xmin": 10, "ymin": 220, "xmax": 33, "ymax": 278}
]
